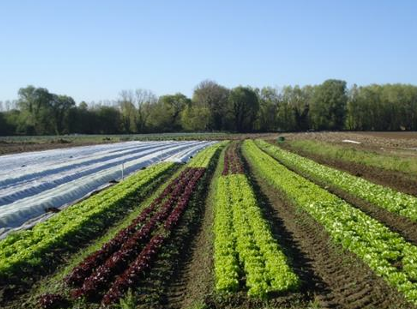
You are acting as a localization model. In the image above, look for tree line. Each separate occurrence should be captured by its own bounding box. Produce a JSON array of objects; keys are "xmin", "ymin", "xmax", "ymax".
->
[{"xmin": 1, "ymin": 80, "xmax": 417, "ymax": 135}]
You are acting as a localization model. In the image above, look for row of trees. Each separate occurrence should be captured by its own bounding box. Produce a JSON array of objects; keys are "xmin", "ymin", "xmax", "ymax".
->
[{"xmin": 1, "ymin": 80, "xmax": 417, "ymax": 135}]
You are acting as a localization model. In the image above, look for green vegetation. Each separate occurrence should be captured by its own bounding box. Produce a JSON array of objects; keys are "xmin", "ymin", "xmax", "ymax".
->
[
  {"xmin": 34, "ymin": 164, "xmax": 188, "ymax": 297},
  {"xmin": 213, "ymin": 144, "xmax": 298, "ymax": 298},
  {"xmin": 256, "ymin": 140, "xmax": 417, "ymax": 221},
  {"xmin": 34, "ymin": 142, "xmax": 224, "ymax": 308},
  {"xmin": 287, "ymin": 139, "xmax": 417, "ymax": 176},
  {"xmin": 3, "ymin": 139, "xmax": 417, "ymax": 308},
  {"xmin": 187, "ymin": 141, "xmax": 229, "ymax": 168},
  {"xmin": 243, "ymin": 140, "xmax": 417, "ymax": 305},
  {"xmin": 214, "ymin": 175, "xmax": 299, "ymax": 297},
  {"xmin": 0, "ymin": 162, "xmax": 176, "ymax": 279},
  {"xmin": 2, "ymin": 81, "xmax": 417, "ymax": 136}
]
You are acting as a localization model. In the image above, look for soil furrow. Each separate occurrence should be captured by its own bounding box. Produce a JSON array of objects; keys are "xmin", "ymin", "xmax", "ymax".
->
[
  {"xmin": 271, "ymin": 146, "xmax": 417, "ymax": 246},
  {"xmin": 244, "ymin": 151, "xmax": 415, "ymax": 309},
  {"xmin": 281, "ymin": 143, "xmax": 417, "ymax": 196}
]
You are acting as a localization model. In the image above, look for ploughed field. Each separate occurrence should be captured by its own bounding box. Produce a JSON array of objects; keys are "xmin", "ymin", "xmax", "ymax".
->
[{"xmin": 1, "ymin": 136, "xmax": 417, "ymax": 309}]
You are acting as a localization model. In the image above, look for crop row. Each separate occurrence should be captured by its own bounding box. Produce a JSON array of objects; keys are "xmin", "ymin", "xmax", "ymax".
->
[
  {"xmin": 243, "ymin": 140, "xmax": 417, "ymax": 305},
  {"xmin": 65, "ymin": 168, "xmax": 196, "ymax": 287},
  {"xmin": 0, "ymin": 162, "xmax": 176, "ymax": 279},
  {"xmin": 222, "ymin": 143, "xmax": 243, "ymax": 175},
  {"xmin": 255, "ymin": 140, "xmax": 417, "ymax": 222},
  {"xmin": 102, "ymin": 168, "xmax": 205, "ymax": 305},
  {"xmin": 68, "ymin": 167, "xmax": 204, "ymax": 304},
  {"xmin": 39, "ymin": 142, "xmax": 222, "ymax": 307},
  {"xmin": 214, "ymin": 144, "xmax": 298, "ymax": 298},
  {"xmin": 187, "ymin": 141, "xmax": 227, "ymax": 168}
]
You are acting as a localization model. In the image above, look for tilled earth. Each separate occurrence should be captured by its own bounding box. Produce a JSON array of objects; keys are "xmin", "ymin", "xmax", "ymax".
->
[
  {"xmin": 282, "ymin": 132, "xmax": 417, "ymax": 154},
  {"xmin": 281, "ymin": 143, "xmax": 417, "ymax": 196},
  {"xmin": 169, "ymin": 147, "xmax": 417, "ymax": 309},
  {"xmin": 245, "ymin": 157, "xmax": 414, "ymax": 309}
]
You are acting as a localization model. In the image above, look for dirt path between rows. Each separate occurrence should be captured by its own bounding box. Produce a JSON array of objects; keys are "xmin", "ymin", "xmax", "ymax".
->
[
  {"xmin": 163, "ymin": 175, "xmax": 216, "ymax": 309},
  {"xmin": 292, "ymin": 168, "xmax": 417, "ymax": 247},
  {"xmin": 281, "ymin": 132, "xmax": 417, "ymax": 151},
  {"xmin": 281, "ymin": 143, "xmax": 417, "ymax": 197},
  {"xmin": 277, "ymin": 144, "xmax": 417, "ymax": 245},
  {"xmin": 244, "ymin": 153, "xmax": 414, "ymax": 309}
]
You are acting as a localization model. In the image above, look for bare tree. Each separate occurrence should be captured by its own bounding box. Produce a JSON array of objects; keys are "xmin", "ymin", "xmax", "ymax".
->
[{"xmin": 135, "ymin": 89, "xmax": 158, "ymax": 133}]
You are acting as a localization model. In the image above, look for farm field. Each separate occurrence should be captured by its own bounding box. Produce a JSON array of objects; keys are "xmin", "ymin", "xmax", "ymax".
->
[
  {"xmin": 0, "ymin": 133, "xmax": 277, "ymax": 156},
  {"xmin": 278, "ymin": 132, "xmax": 417, "ymax": 196},
  {"xmin": 0, "ymin": 140, "xmax": 214, "ymax": 237},
  {"xmin": 1, "ymin": 134, "xmax": 417, "ymax": 309}
]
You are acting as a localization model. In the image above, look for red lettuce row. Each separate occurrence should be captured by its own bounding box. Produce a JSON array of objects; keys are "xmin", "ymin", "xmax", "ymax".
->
[
  {"xmin": 65, "ymin": 168, "xmax": 195, "ymax": 286},
  {"xmin": 65, "ymin": 167, "xmax": 204, "ymax": 303},
  {"xmin": 222, "ymin": 144, "xmax": 243, "ymax": 175},
  {"xmin": 102, "ymin": 167, "xmax": 205, "ymax": 305}
]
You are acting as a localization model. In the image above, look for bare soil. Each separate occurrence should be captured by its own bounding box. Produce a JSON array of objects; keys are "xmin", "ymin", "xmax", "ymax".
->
[
  {"xmin": 274, "ymin": 145, "xmax": 417, "ymax": 246},
  {"xmin": 0, "ymin": 139, "xmax": 121, "ymax": 156},
  {"xmin": 0, "ymin": 134, "xmax": 280, "ymax": 156},
  {"xmin": 244, "ymin": 153, "xmax": 415, "ymax": 309},
  {"xmin": 281, "ymin": 143, "xmax": 417, "ymax": 196},
  {"xmin": 356, "ymin": 131, "xmax": 417, "ymax": 140},
  {"xmin": 280, "ymin": 131, "xmax": 417, "ymax": 155},
  {"xmin": 164, "ymin": 170, "xmax": 216, "ymax": 309}
]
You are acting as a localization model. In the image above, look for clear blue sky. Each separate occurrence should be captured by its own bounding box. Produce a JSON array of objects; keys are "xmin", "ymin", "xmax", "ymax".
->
[{"xmin": 1, "ymin": 0, "xmax": 416, "ymax": 103}]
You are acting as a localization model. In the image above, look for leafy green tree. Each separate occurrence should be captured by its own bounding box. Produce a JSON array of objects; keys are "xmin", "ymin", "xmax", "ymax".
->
[
  {"xmin": 277, "ymin": 85, "xmax": 312, "ymax": 131},
  {"xmin": 310, "ymin": 79, "xmax": 347, "ymax": 130},
  {"xmin": 180, "ymin": 103, "xmax": 210, "ymax": 131},
  {"xmin": 51, "ymin": 95, "xmax": 76, "ymax": 134},
  {"xmin": 17, "ymin": 86, "xmax": 55, "ymax": 134},
  {"xmin": 256, "ymin": 87, "xmax": 280, "ymax": 132},
  {"xmin": 0, "ymin": 112, "xmax": 13, "ymax": 135},
  {"xmin": 276, "ymin": 100, "xmax": 296, "ymax": 131},
  {"xmin": 71, "ymin": 101, "xmax": 97, "ymax": 134},
  {"xmin": 96, "ymin": 106, "xmax": 122, "ymax": 134},
  {"xmin": 228, "ymin": 86, "xmax": 259, "ymax": 132},
  {"xmin": 192, "ymin": 80, "xmax": 229, "ymax": 130},
  {"xmin": 148, "ymin": 93, "xmax": 190, "ymax": 132},
  {"xmin": 16, "ymin": 86, "xmax": 75, "ymax": 134}
]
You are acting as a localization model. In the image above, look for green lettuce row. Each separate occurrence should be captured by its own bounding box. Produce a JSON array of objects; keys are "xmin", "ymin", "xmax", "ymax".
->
[
  {"xmin": 243, "ymin": 140, "xmax": 417, "ymax": 305},
  {"xmin": 0, "ymin": 162, "xmax": 175, "ymax": 278},
  {"xmin": 0, "ymin": 162, "xmax": 168, "ymax": 251},
  {"xmin": 0, "ymin": 162, "xmax": 173, "ymax": 254},
  {"xmin": 213, "ymin": 175, "xmax": 240, "ymax": 292},
  {"xmin": 188, "ymin": 141, "xmax": 228, "ymax": 168},
  {"xmin": 255, "ymin": 140, "xmax": 417, "ymax": 222},
  {"xmin": 231, "ymin": 175, "xmax": 299, "ymax": 292},
  {"xmin": 226, "ymin": 175, "xmax": 268, "ymax": 297},
  {"xmin": 214, "ymin": 172, "xmax": 298, "ymax": 298}
]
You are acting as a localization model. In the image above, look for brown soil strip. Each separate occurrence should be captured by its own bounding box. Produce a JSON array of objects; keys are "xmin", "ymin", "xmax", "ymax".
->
[
  {"xmin": 270, "ymin": 143, "xmax": 417, "ymax": 253},
  {"xmin": 311, "ymin": 176, "xmax": 417, "ymax": 247},
  {"xmin": 0, "ymin": 141, "xmax": 115, "ymax": 156},
  {"xmin": 133, "ymin": 151, "xmax": 221, "ymax": 309},
  {"xmin": 131, "ymin": 178, "xmax": 211, "ymax": 309},
  {"xmin": 164, "ymin": 171, "xmax": 216, "ymax": 309},
  {"xmin": 281, "ymin": 143, "xmax": 417, "ymax": 196},
  {"xmin": 276, "ymin": 144, "xmax": 417, "ymax": 245},
  {"xmin": 0, "ymin": 134, "xmax": 280, "ymax": 156},
  {"xmin": 355, "ymin": 131, "xmax": 417, "ymax": 140},
  {"xmin": 279, "ymin": 132, "xmax": 417, "ymax": 151},
  {"xmin": 244, "ymin": 152, "xmax": 415, "ymax": 309}
]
